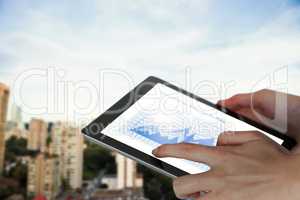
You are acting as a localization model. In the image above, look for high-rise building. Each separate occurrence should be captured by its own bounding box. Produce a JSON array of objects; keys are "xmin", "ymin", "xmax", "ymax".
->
[
  {"xmin": 51, "ymin": 122, "xmax": 84, "ymax": 189},
  {"xmin": 10, "ymin": 104, "xmax": 22, "ymax": 128},
  {"xmin": 116, "ymin": 154, "xmax": 143, "ymax": 189},
  {"xmin": 26, "ymin": 119, "xmax": 60, "ymax": 199},
  {"xmin": 27, "ymin": 153, "xmax": 60, "ymax": 200},
  {"xmin": 27, "ymin": 119, "xmax": 47, "ymax": 152},
  {"xmin": 0, "ymin": 83, "xmax": 9, "ymax": 174}
]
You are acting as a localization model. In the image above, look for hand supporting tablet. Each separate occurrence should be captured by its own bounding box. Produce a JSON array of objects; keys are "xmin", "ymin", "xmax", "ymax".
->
[{"xmin": 82, "ymin": 76, "xmax": 296, "ymax": 177}]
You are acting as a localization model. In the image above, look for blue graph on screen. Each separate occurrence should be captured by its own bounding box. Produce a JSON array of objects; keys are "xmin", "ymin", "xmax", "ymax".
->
[
  {"xmin": 127, "ymin": 111, "xmax": 218, "ymax": 146},
  {"xmin": 129, "ymin": 126, "xmax": 215, "ymax": 145}
]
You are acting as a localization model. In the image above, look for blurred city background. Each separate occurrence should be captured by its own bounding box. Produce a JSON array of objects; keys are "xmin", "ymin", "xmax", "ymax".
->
[
  {"xmin": 1, "ymin": 82, "xmax": 175, "ymax": 200},
  {"xmin": 1, "ymin": 0, "xmax": 300, "ymax": 200}
]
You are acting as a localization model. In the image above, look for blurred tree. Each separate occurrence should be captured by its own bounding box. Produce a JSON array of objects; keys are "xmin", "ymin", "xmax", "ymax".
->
[
  {"xmin": 46, "ymin": 136, "xmax": 52, "ymax": 147},
  {"xmin": 62, "ymin": 178, "xmax": 71, "ymax": 191},
  {"xmin": 138, "ymin": 164, "xmax": 179, "ymax": 200},
  {"xmin": 3, "ymin": 137, "xmax": 28, "ymax": 198},
  {"xmin": 8, "ymin": 161, "xmax": 28, "ymax": 188},
  {"xmin": 83, "ymin": 141, "xmax": 116, "ymax": 180},
  {"xmin": 1, "ymin": 161, "xmax": 27, "ymax": 199},
  {"xmin": 5, "ymin": 137, "xmax": 27, "ymax": 161},
  {"xmin": 0, "ymin": 186, "xmax": 17, "ymax": 199}
]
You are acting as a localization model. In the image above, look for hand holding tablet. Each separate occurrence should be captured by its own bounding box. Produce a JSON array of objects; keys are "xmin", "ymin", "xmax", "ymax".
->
[
  {"xmin": 152, "ymin": 131, "xmax": 300, "ymax": 200},
  {"xmin": 82, "ymin": 76, "xmax": 296, "ymax": 178}
]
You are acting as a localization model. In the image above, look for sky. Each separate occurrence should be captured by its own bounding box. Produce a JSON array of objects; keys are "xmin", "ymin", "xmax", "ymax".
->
[{"xmin": 0, "ymin": 0, "xmax": 300, "ymax": 124}]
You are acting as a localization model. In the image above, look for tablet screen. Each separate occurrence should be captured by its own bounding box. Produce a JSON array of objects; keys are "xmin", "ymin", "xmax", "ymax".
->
[{"xmin": 102, "ymin": 83, "xmax": 282, "ymax": 174}]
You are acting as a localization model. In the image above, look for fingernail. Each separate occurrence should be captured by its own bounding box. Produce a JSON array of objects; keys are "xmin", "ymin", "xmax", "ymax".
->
[
  {"xmin": 217, "ymin": 100, "xmax": 226, "ymax": 105},
  {"xmin": 152, "ymin": 148, "xmax": 159, "ymax": 155},
  {"xmin": 221, "ymin": 131, "xmax": 234, "ymax": 136}
]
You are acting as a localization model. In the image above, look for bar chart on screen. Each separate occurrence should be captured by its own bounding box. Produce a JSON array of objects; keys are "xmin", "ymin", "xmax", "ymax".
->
[{"xmin": 127, "ymin": 110, "xmax": 220, "ymax": 146}]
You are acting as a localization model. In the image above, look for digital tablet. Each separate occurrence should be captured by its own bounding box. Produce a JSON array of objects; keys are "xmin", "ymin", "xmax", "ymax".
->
[{"xmin": 82, "ymin": 76, "xmax": 296, "ymax": 178}]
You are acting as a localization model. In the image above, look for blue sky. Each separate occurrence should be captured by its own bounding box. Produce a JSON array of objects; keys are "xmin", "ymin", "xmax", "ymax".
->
[{"xmin": 0, "ymin": 0, "xmax": 300, "ymax": 123}]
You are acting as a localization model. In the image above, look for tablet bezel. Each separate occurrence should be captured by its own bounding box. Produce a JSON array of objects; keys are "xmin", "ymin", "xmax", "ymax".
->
[{"xmin": 82, "ymin": 76, "xmax": 296, "ymax": 178}]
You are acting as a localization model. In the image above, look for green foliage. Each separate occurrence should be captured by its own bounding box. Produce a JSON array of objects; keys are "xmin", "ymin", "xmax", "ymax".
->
[
  {"xmin": 7, "ymin": 161, "xmax": 28, "ymax": 188},
  {"xmin": 62, "ymin": 178, "xmax": 71, "ymax": 191},
  {"xmin": 0, "ymin": 186, "xmax": 17, "ymax": 199},
  {"xmin": 3, "ymin": 137, "xmax": 28, "ymax": 198},
  {"xmin": 83, "ymin": 141, "xmax": 116, "ymax": 180},
  {"xmin": 138, "ymin": 165, "xmax": 179, "ymax": 200},
  {"xmin": 1, "ymin": 161, "xmax": 27, "ymax": 199},
  {"xmin": 46, "ymin": 136, "xmax": 52, "ymax": 146},
  {"xmin": 27, "ymin": 192, "xmax": 35, "ymax": 200},
  {"xmin": 5, "ymin": 137, "xmax": 28, "ymax": 163}
]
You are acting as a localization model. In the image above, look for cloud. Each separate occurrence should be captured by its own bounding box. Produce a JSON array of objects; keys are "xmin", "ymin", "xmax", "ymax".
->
[{"xmin": 0, "ymin": 0, "xmax": 300, "ymax": 122}]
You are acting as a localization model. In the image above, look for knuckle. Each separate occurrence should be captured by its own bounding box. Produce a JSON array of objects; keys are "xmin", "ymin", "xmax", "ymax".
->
[
  {"xmin": 213, "ymin": 170, "xmax": 226, "ymax": 179},
  {"xmin": 216, "ymin": 149, "xmax": 230, "ymax": 157},
  {"xmin": 215, "ymin": 149, "xmax": 233, "ymax": 163}
]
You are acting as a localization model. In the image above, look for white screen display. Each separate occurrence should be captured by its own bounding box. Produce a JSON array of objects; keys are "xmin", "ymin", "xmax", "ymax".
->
[{"xmin": 102, "ymin": 83, "xmax": 282, "ymax": 174}]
